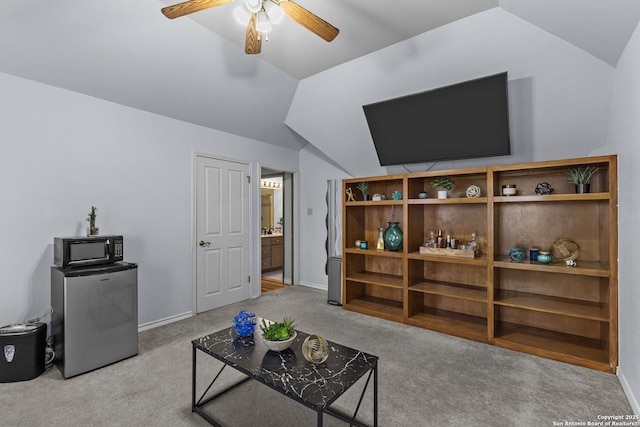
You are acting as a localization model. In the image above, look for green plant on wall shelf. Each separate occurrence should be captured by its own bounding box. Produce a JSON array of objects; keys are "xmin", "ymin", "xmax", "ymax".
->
[
  {"xmin": 430, "ymin": 176, "xmax": 455, "ymax": 191},
  {"xmin": 566, "ymin": 166, "xmax": 599, "ymax": 184},
  {"xmin": 356, "ymin": 182, "xmax": 369, "ymax": 200}
]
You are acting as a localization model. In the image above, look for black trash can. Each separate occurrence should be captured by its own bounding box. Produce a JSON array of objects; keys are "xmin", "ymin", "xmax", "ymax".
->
[{"xmin": 0, "ymin": 322, "xmax": 46, "ymax": 383}]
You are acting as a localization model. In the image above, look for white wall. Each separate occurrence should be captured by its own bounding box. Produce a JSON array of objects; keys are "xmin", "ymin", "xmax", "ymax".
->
[
  {"xmin": 289, "ymin": 5, "xmax": 638, "ymax": 411},
  {"xmin": 608, "ymin": 20, "xmax": 640, "ymax": 415},
  {"xmin": 0, "ymin": 72, "xmax": 299, "ymax": 328},
  {"xmin": 286, "ymin": 8, "xmax": 614, "ymax": 178},
  {"xmin": 297, "ymin": 145, "xmax": 350, "ymax": 289}
]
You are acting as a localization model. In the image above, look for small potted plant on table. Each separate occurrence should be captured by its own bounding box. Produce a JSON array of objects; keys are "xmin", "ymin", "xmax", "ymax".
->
[{"xmin": 260, "ymin": 317, "xmax": 297, "ymax": 352}]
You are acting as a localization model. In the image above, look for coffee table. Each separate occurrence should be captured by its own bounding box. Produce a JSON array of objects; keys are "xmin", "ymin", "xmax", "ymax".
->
[{"xmin": 191, "ymin": 324, "xmax": 378, "ymax": 426}]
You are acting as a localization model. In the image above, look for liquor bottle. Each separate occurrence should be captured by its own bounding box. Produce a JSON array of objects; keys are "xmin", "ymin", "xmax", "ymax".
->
[
  {"xmin": 426, "ymin": 230, "xmax": 437, "ymax": 248},
  {"xmin": 468, "ymin": 232, "xmax": 479, "ymax": 252},
  {"xmin": 446, "ymin": 234, "xmax": 452, "ymax": 249},
  {"xmin": 436, "ymin": 230, "xmax": 443, "ymax": 248}
]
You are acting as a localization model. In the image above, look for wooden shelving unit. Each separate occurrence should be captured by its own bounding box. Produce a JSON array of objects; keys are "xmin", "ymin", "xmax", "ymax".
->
[{"xmin": 342, "ymin": 155, "xmax": 618, "ymax": 372}]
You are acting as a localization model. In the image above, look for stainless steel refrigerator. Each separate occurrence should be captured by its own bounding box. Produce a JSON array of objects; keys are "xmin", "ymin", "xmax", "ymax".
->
[{"xmin": 51, "ymin": 262, "xmax": 138, "ymax": 378}]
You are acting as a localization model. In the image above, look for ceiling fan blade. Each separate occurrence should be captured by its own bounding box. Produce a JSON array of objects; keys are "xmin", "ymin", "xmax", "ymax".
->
[
  {"xmin": 161, "ymin": 0, "xmax": 234, "ymax": 19},
  {"xmin": 278, "ymin": 1, "xmax": 339, "ymax": 42},
  {"xmin": 245, "ymin": 13, "xmax": 262, "ymax": 54}
]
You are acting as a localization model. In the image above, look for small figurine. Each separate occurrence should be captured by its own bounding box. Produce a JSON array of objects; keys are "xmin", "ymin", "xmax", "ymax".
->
[{"xmin": 346, "ymin": 188, "xmax": 356, "ymax": 202}]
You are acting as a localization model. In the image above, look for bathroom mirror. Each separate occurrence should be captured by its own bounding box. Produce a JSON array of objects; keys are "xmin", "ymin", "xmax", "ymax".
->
[{"xmin": 261, "ymin": 189, "xmax": 273, "ymax": 229}]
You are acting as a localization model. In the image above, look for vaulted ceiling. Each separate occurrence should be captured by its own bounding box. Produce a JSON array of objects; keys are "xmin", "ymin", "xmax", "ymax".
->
[{"xmin": 1, "ymin": 0, "xmax": 639, "ymax": 151}]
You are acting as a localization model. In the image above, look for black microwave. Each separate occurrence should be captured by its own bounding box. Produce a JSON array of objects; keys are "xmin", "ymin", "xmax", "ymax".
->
[{"xmin": 54, "ymin": 235, "xmax": 124, "ymax": 268}]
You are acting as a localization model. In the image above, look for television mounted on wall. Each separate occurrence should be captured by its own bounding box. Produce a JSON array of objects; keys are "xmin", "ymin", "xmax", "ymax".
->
[{"xmin": 363, "ymin": 72, "xmax": 511, "ymax": 166}]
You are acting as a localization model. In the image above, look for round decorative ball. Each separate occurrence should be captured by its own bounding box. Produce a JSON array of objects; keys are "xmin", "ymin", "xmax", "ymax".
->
[
  {"xmin": 302, "ymin": 334, "xmax": 329, "ymax": 364},
  {"xmin": 466, "ymin": 185, "xmax": 481, "ymax": 198},
  {"xmin": 550, "ymin": 239, "xmax": 580, "ymax": 261},
  {"xmin": 418, "ymin": 191, "xmax": 428, "ymax": 199},
  {"xmin": 509, "ymin": 247, "xmax": 526, "ymax": 262}
]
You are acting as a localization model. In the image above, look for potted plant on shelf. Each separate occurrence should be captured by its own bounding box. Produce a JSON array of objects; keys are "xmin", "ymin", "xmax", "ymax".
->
[
  {"xmin": 86, "ymin": 206, "xmax": 99, "ymax": 236},
  {"xmin": 260, "ymin": 317, "xmax": 297, "ymax": 352},
  {"xmin": 566, "ymin": 166, "xmax": 599, "ymax": 194},
  {"xmin": 356, "ymin": 182, "xmax": 369, "ymax": 201},
  {"xmin": 431, "ymin": 177, "xmax": 455, "ymax": 199}
]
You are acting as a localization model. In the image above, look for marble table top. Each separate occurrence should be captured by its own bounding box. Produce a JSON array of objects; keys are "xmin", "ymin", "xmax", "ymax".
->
[{"xmin": 193, "ymin": 325, "xmax": 378, "ymax": 410}]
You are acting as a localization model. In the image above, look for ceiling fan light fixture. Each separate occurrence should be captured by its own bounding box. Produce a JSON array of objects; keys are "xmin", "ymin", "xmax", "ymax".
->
[
  {"xmin": 233, "ymin": 3, "xmax": 251, "ymax": 25},
  {"xmin": 264, "ymin": 0, "xmax": 284, "ymax": 24},
  {"xmin": 256, "ymin": 10, "xmax": 272, "ymax": 33},
  {"xmin": 243, "ymin": 0, "xmax": 262, "ymax": 13}
]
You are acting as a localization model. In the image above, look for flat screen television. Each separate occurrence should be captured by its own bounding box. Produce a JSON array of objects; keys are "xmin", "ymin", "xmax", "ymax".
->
[{"xmin": 363, "ymin": 72, "xmax": 511, "ymax": 166}]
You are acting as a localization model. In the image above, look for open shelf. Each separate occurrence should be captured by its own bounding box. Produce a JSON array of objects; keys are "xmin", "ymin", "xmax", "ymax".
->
[
  {"xmin": 344, "ymin": 247, "xmax": 404, "ymax": 258},
  {"xmin": 346, "ymin": 271, "xmax": 403, "ymax": 288},
  {"xmin": 345, "ymin": 200, "xmax": 404, "ymax": 207},
  {"xmin": 494, "ymin": 290, "xmax": 609, "ymax": 321},
  {"xmin": 494, "ymin": 322, "xmax": 612, "ymax": 372},
  {"xmin": 408, "ymin": 308, "xmax": 487, "ymax": 342},
  {"xmin": 493, "ymin": 193, "xmax": 609, "ymax": 203},
  {"xmin": 407, "ymin": 197, "xmax": 487, "ymax": 205},
  {"xmin": 409, "ymin": 252, "xmax": 487, "ymax": 266},
  {"xmin": 409, "ymin": 281, "xmax": 486, "ymax": 302},
  {"xmin": 493, "ymin": 256, "xmax": 610, "ymax": 277},
  {"xmin": 344, "ymin": 296, "xmax": 404, "ymax": 323}
]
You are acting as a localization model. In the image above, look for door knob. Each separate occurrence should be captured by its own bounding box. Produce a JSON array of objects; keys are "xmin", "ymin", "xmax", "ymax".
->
[{"xmin": 199, "ymin": 240, "xmax": 210, "ymax": 247}]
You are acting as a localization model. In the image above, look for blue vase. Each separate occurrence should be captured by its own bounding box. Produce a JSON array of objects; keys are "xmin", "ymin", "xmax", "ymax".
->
[{"xmin": 383, "ymin": 222, "xmax": 403, "ymax": 251}]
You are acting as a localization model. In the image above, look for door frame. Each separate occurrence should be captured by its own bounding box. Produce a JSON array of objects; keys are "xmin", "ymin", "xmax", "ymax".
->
[
  {"xmin": 258, "ymin": 163, "xmax": 299, "ymax": 295},
  {"xmin": 191, "ymin": 152, "xmax": 253, "ymax": 315}
]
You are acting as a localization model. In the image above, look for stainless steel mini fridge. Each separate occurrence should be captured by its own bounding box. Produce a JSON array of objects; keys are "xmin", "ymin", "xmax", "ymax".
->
[{"xmin": 51, "ymin": 262, "xmax": 138, "ymax": 378}]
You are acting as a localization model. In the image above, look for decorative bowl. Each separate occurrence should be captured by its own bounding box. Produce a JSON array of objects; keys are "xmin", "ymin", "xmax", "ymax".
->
[
  {"xmin": 537, "ymin": 251, "xmax": 552, "ymax": 264},
  {"xmin": 261, "ymin": 330, "xmax": 297, "ymax": 352}
]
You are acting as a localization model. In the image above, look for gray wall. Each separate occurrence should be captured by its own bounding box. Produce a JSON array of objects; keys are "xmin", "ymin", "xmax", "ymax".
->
[
  {"xmin": 286, "ymin": 8, "xmax": 614, "ymax": 178},
  {"xmin": 0, "ymin": 72, "xmax": 299, "ymax": 328},
  {"xmin": 287, "ymin": 6, "xmax": 638, "ymax": 414},
  {"xmin": 609, "ymin": 18, "xmax": 640, "ymax": 415}
]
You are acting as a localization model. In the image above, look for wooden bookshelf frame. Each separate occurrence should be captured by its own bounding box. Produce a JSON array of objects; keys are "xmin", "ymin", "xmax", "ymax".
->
[{"xmin": 342, "ymin": 155, "xmax": 618, "ymax": 372}]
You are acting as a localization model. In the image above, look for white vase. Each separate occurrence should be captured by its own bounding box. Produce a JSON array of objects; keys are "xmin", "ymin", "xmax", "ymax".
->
[{"xmin": 437, "ymin": 190, "xmax": 448, "ymax": 199}]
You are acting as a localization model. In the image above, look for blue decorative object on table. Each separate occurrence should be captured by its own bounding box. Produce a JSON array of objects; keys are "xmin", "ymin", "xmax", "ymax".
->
[
  {"xmin": 391, "ymin": 190, "xmax": 403, "ymax": 200},
  {"xmin": 508, "ymin": 247, "xmax": 526, "ymax": 262},
  {"xmin": 233, "ymin": 310, "xmax": 256, "ymax": 337}
]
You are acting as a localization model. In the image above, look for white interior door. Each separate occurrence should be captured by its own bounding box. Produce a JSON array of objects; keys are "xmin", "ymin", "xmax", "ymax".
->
[{"xmin": 195, "ymin": 155, "xmax": 251, "ymax": 313}]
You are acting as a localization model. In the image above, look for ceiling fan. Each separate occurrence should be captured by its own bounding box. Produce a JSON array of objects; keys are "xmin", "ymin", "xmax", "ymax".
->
[{"xmin": 161, "ymin": 0, "xmax": 339, "ymax": 55}]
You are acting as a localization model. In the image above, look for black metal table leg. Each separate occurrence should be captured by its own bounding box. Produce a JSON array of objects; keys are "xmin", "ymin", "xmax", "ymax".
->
[{"xmin": 373, "ymin": 363, "xmax": 378, "ymax": 427}]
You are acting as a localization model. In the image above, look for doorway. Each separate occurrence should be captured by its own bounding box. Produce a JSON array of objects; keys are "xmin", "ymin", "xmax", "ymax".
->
[{"xmin": 260, "ymin": 169, "xmax": 293, "ymax": 293}]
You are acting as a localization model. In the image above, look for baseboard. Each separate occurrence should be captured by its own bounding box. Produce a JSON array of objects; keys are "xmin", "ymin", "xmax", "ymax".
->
[
  {"xmin": 618, "ymin": 366, "xmax": 640, "ymax": 415},
  {"xmin": 138, "ymin": 311, "xmax": 193, "ymax": 332},
  {"xmin": 298, "ymin": 281, "xmax": 327, "ymax": 291}
]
